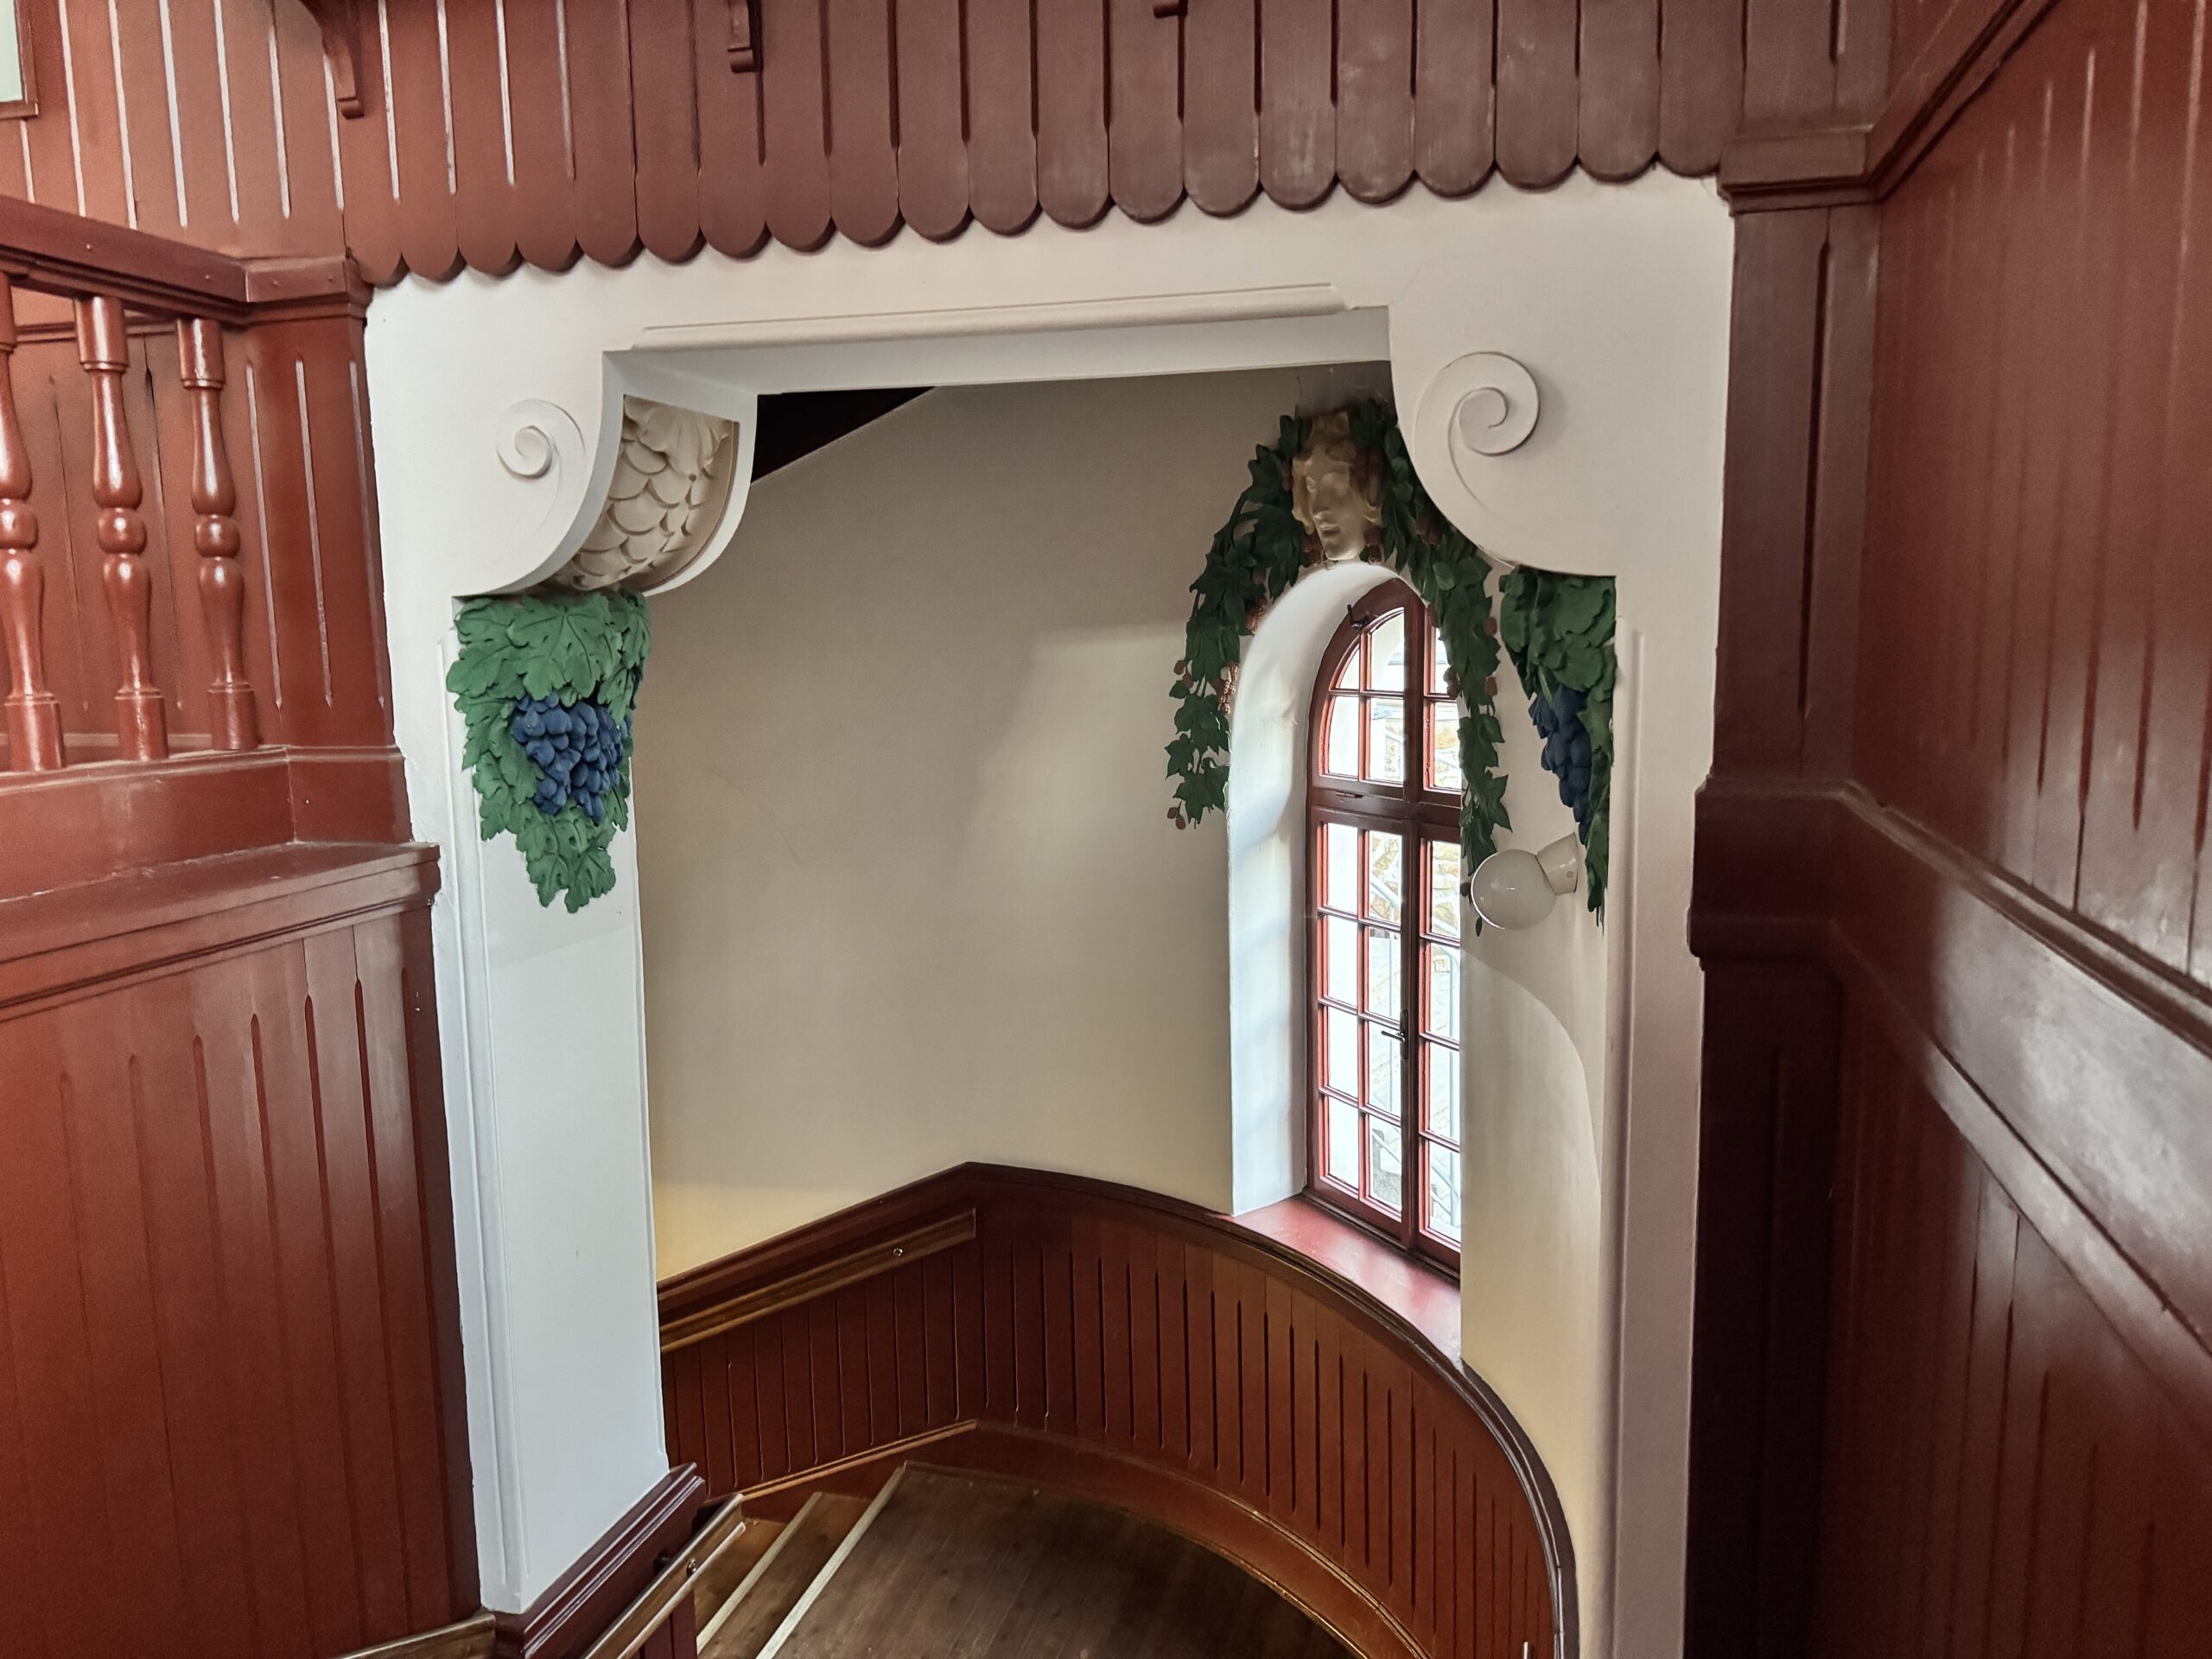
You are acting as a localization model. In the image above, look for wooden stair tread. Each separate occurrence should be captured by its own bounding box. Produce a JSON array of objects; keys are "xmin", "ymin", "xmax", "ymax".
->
[
  {"xmin": 761, "ymin": 1466, "xmax": 1351, "ymax": 1659},
  {"xmin": 691, "ymin": 1516, "xmax": 784, "ymax": 1635},
  {"xmin": 699, "ymin": 1494, "xmax": 869, "ymax": 1659}
]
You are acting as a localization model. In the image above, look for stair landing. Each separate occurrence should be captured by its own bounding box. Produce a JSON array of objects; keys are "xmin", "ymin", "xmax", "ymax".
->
[{"xmin": 698, "ymin": 1465, "xmax": 1351, "ymax": 1659}]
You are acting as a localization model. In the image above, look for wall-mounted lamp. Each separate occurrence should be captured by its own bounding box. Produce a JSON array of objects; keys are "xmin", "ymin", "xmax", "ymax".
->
[{"xmin": 1468, "ymin": 832, "xmax": 1584, "ymax": 930}]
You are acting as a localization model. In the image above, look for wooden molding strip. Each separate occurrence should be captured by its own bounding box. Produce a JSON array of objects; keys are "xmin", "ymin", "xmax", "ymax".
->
[
  {"xmin": 1693, "ymin": 778, "xmax": 2212, "ymax": 1439},
  {"xmin": 659, "ymin": 1210, "xmax": 977, "ymax": 1353},
  {"xmin": 0, "ymin": 842, "xmax": 438, "ymax": 1015},
  {"xmin": 1719, "ymin": 0, "xmax": 2063, "ymax": 209},
  {"xmin": 577, "ymin": 1496, "xmax": 749, "ymax": 1659},
  {"xmin": 340, "ymin": 1615, "xmax": 496, "ymax": 1659}
]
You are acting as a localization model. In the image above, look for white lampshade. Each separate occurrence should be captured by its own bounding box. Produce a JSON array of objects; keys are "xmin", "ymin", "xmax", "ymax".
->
[{"xmin": 1469, "ymin": 832, "xmax": 1584, "ymax": 930}]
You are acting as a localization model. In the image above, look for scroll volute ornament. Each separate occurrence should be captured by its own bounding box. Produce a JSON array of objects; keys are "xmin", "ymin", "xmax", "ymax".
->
[
  {"xmin": 77, "ymin": 294, "xmax": 166, "ymax": 761},
  {"xmin": 0, "ymin": 273, "xmax": 60, "ymax": 771},
  {"xmin": 180, "ymin": 319, "xmax": 257, "ymax": 750}
]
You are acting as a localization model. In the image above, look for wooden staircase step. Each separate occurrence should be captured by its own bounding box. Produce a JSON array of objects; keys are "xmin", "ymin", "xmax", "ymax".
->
[
  {"xmin": 697, "ymin": 1493, "xmax": 870, "ymax": 1659},
  {"xmin": 690, "ymin": 1516, "xmax": 783, "ymax": 1636}
]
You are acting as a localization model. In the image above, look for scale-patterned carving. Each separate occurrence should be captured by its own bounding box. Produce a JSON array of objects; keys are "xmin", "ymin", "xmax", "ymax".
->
[{"xmin": 553, "ymin": 398, "xmax": 737, "ymax": 593}]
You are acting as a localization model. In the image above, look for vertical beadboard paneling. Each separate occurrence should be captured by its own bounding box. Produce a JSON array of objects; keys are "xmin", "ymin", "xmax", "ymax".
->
[
  {"xmin": 659, "ymin": 1177, "xmax": 1560, "ymax": 1659},
  {"xmin": 0, "ymin": 898, "xmax": 475, "ymax": 1659},
  {"xmin": 1856, "ymin": 0, "xmax": 2212, "ymax": 989},
  {"xmin": 1809, "ymin": 1011, "xmax": 2212, "ymax": 1656}
]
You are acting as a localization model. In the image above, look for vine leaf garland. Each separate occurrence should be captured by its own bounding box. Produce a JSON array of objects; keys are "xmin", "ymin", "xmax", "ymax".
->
[
  {"xmin": 1167, "ymin": 398, "xmax": 1618, "ymax": 919},
  {"xmin": 1166, "ymin": 400, "xmax": 1511, "ymax": 878},
  {"xmin": 447, "ymin": 588, "xmax": 652, "ymax": 912},
  {"xmin": 1499, "ymin": 569, "xmax": 1615, "ymax": 915}
]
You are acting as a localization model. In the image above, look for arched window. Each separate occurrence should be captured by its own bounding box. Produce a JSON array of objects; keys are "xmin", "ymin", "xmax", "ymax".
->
[{"xmin": 1307, "ymin": 579, "xmax": 1463, "ymax": 1268}]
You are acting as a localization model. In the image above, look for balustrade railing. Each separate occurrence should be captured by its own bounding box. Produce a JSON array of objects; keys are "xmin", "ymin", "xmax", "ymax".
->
[{"xmin": 0, "ymin": 196, "xmax": 286, "ymax": 775}]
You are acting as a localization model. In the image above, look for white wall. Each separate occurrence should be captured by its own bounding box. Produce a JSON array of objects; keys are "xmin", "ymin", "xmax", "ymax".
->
[
  {"xmin": 1459, "ymin": 640, "xmax": 1616, "ymax": 1650},
  {"xmin": 641, "ymin": 372, "xmax": 1314, "ymax": 1275}
]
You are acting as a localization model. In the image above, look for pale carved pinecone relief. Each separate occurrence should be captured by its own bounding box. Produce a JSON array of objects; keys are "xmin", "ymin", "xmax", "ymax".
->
[{"xmin": 552, "ymin": 397, "xmax": 735, "ymax": 591}]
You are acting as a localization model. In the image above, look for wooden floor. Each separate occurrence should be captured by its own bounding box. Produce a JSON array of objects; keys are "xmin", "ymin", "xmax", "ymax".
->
[{"xmin": 712, "ymin": 1466, "xmax": 1352, "ymax": 1659}]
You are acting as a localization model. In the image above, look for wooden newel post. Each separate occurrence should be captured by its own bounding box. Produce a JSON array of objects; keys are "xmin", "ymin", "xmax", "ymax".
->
[
  {"xmin": 179, "ymin": 318, "xmax": 257, "ymax": 750},
  {"xmin": 76, "ymin": 294, "xmax": 166, "ymax": 760},
  {"xmin": 0, "ymin": 273, "xmax": 60, "ymax": 771}
]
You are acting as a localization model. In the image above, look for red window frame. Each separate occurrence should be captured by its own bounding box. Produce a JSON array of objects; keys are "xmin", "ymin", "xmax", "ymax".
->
[{"xmin": 1305, "ymin": 580, "xmax": 1465, "ymax": 1270}]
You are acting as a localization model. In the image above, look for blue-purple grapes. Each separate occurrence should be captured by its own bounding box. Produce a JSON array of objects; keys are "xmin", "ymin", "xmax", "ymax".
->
[
  {"xmin": 1528, "ymin": 683, "xmax": 1593, "ymax": 836},
  {"xmin": 511, "ymin": 693, "xmax": 631, "ymax": 824}
]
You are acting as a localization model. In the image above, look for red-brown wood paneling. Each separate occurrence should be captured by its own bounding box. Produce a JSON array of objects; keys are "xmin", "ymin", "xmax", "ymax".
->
[
  {"xmin": 0, "ymin": 851, "xmax": 475, "ymax": 1659},
  {"xmin": 0, "ymin": 317, "xmax": 385, "ymax": 764},
  {"xmin": 660, "ymin": 1168, "xmax": 1565, "ymax": 1659},
  {"xmin": 1855, "ymin": 0, "xmax": 2212, "ymax": 989},
  {"xmin": 0, "ymin": 0, "xmax": 1786, "ymax": 280},
  {"xmin": 1812, "ymin": 1010, "xmax": 2212, "ymax": 1659},
  {"xmin": 1692, "ymin": 0, "xmax": 2212, "ymax": 1650}
]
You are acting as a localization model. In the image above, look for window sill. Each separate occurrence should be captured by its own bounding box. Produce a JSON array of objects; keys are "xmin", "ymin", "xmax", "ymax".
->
[{"xmin": 1231, "ymin": 1195, "xmax": 1462, "ymax": 1367}]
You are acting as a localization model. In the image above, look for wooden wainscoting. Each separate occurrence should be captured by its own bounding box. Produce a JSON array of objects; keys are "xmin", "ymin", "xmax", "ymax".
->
[
  {"xmin": 0, "ymin": 842, "xmax": 478, "ymax": 1658},
  {"xmin": 659, "ymin": 1166, "xmax": 1567, "ymax": 1659}
]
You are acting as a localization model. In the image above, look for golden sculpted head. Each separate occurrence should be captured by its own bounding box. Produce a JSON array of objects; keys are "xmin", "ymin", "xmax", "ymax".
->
[{"xmin": 1289, "ymin": 411, "xmax": 1382, "ymax": 563}]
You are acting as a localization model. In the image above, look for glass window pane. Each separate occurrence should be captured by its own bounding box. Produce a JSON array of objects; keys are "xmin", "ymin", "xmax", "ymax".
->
[
  {"xmin": 1365, "ymin": 831, "xmax": 1402, "ymax": 924},
  {"xmin": 1428, "ymin": 702, "xmax": 1464, "ymax": 790},
  {"xmin": 1368, "ymin": 1117, "xmax": 1403, "ymax": 1215},
  {"xmin": 1322, "ymin": 695, "xmax": 1362, "ymax": 778},
  {"xmin": 1323, "ymin": 915, "xmax": 1359, "ymax": 1006},
  {"xmin": 1425, "ymin": 944, "xmax": 1460, "ymax": 1042},
  {"xmin": 1333, "ymin": 643, "xmax": 1362, "ymax": 690},
  {"xmin": 1425, "ymin": 1041, "xmax": 1461, "ymax": 1143},
  {"xmin": 1326, "ymin": 1098, "xmax": 1360, "ymax": 1186},
  {"xmin": 1426, "ymin": 1141, "xmax": 1462, "ymax": 1243},
  {"xmin": 1365, "ymin": 1025, "xmax": 1401, "ymax": 1116},
  {"xmin": 1427, "ymin": 841, "xmax": 1462, "ymax": 941},
  {"xmin": 1321, "ymin": 823, "xmax": 1358, "ymax": 912},
  {"xmin": 1369, "ymin": 612, "xmax": 1408, "ymax": 690},
  {"xmin": 1325, "ymin": 1007, "xmax": 1361, "ymax": 1096},
  {"xmin": 1363, "ymin": 926, "xmax": 1400, "ymax": 1020},
  {"xmin": 1430, "ymin": 626, "xmax": 1451, "ymax": 695},
  {"xmin": 1365, "ymin": 697, "xmax": 1406, "ymax": 783}
]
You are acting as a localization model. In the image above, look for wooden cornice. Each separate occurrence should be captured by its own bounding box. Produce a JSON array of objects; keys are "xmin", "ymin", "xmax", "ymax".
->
[{"xmin": 1720, "ymin": 0, "xmax": 2066, "ymax": 210}]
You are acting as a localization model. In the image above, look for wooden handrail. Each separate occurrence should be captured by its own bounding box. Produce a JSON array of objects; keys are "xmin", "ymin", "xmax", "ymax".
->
[
  {"xmin": 577, "ymin": 1496, "xmax": 751, "ymax": 1659},
  {"xmin": 337, "ymin": 1612, "xmax": 497, "ymax": 1659},
  {"xmin": 0, "ymin": 193, "xmax": 251, "ymax": 320},
  {"xmin": 659, "ymin": 1208, "xmax": 976, "ymax": 1352}
]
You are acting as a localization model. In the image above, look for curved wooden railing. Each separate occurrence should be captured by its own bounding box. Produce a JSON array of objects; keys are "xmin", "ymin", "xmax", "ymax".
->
[{"xmin": 659, "ymin": 1165, "xmax": 1573, "ymax": 1659}]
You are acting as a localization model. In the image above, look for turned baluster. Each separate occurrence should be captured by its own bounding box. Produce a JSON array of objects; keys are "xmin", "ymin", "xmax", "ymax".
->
[
  {"xmin": 0, "ymin": 275, "xmax": 60, "ymax": 771},
  {"xmin": 178, "ymin": 319, "xmax": 257, "ymax": 750},
  {"xmin": 76, "ymin": 294, "xmax": 166, "ymax": 760}
]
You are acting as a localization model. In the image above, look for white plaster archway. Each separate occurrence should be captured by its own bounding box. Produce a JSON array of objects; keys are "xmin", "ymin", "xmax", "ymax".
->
[
  {"xmin": 364, "ymin": 174, "xmax": 1731, "ymax": 1656},
  {"xmin": 1226, "ymin": 558, "xmax": 1397, "ymax": 1214}
]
